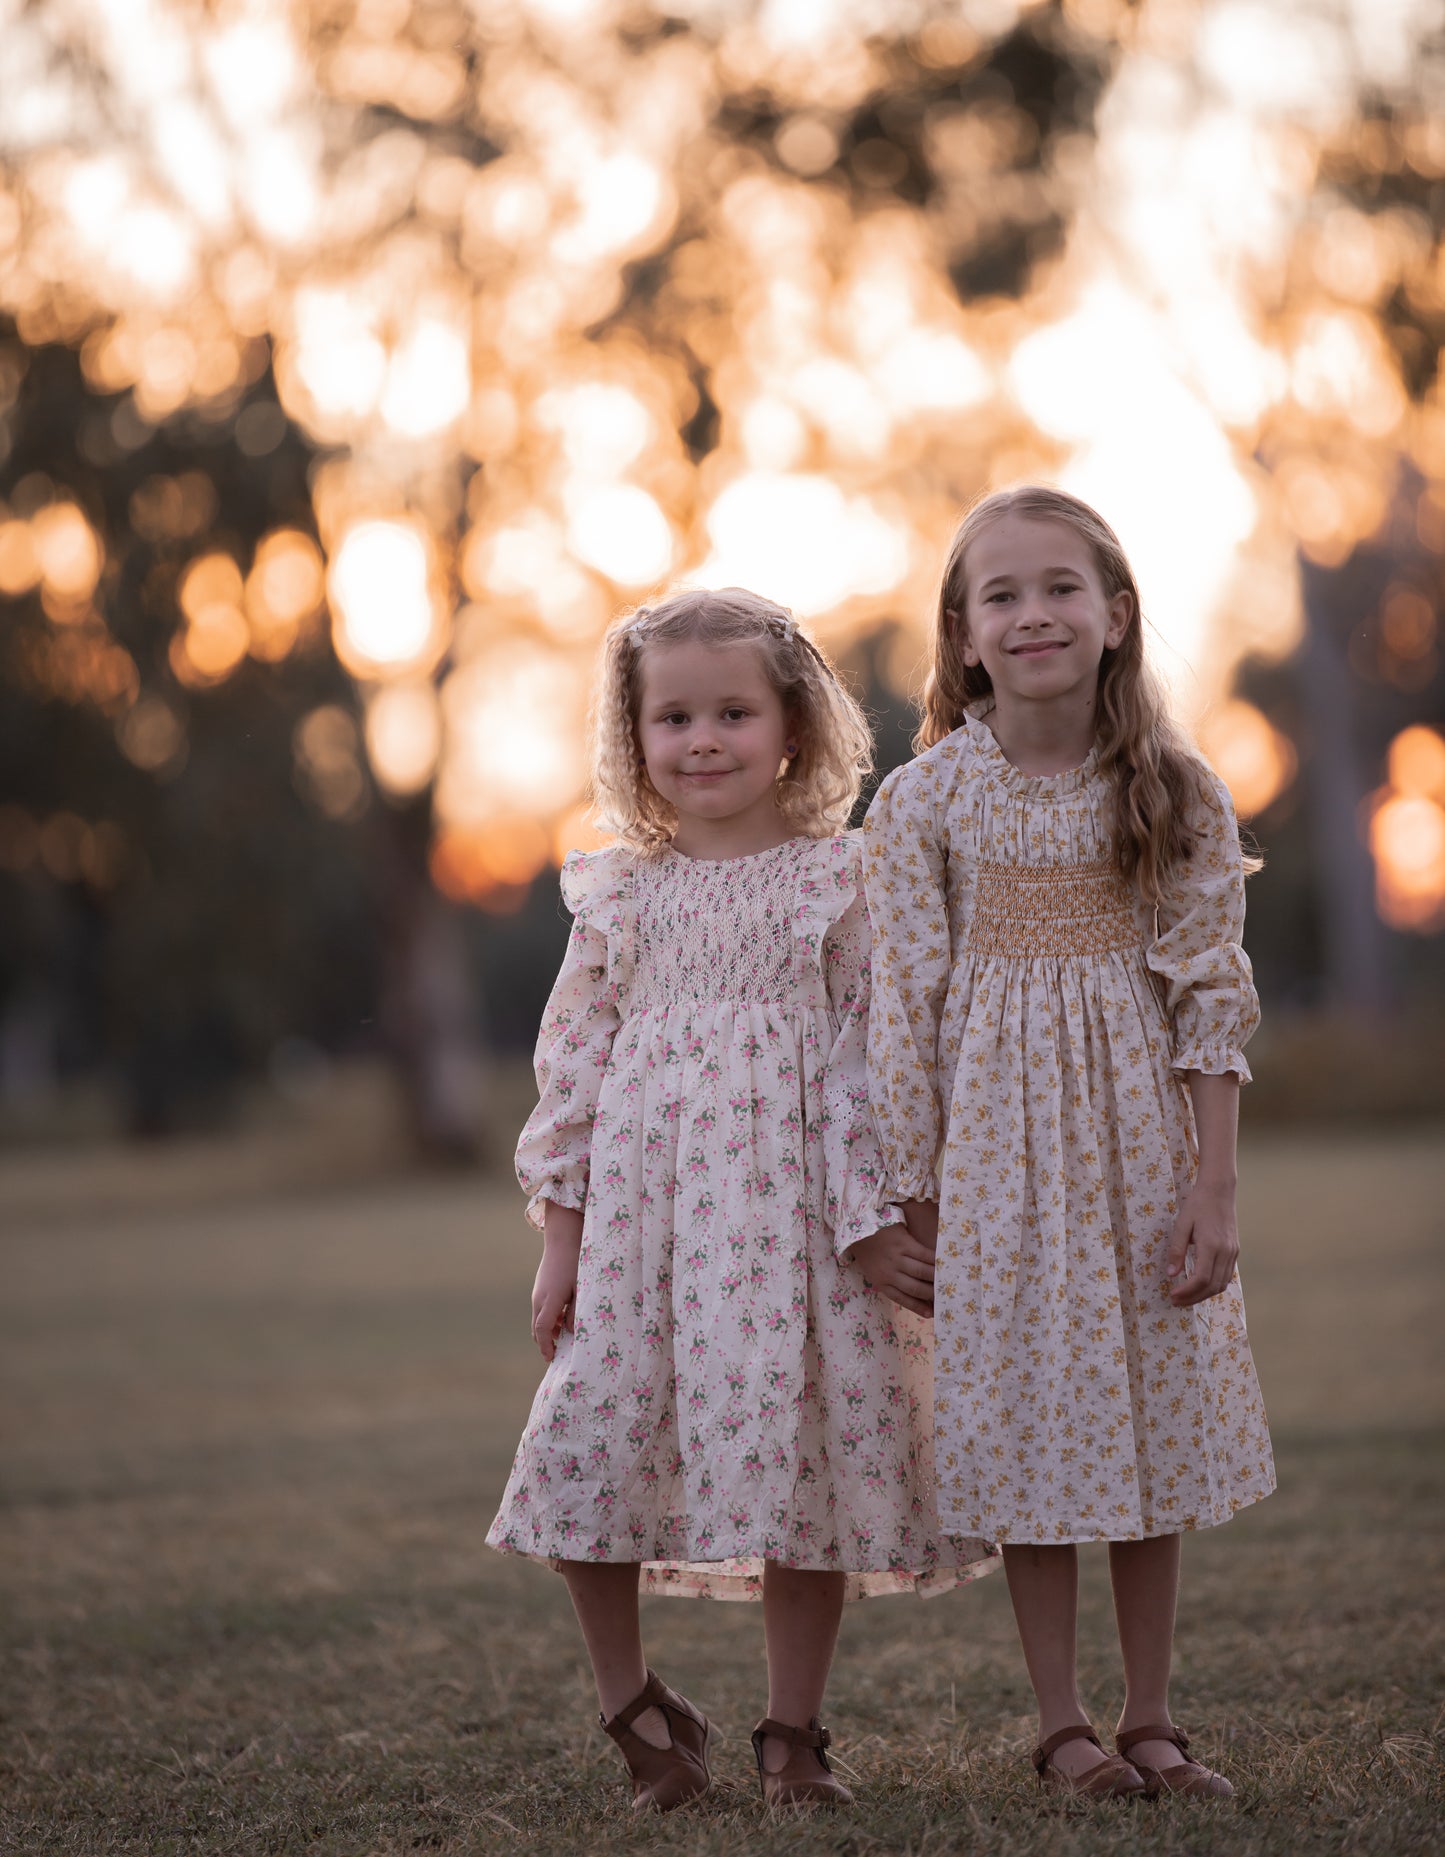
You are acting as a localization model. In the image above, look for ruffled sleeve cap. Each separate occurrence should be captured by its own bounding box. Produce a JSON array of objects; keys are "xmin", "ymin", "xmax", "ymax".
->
[{"xmin": 559, "ymin": 845, "xmax": 636, "ymax": 1004}]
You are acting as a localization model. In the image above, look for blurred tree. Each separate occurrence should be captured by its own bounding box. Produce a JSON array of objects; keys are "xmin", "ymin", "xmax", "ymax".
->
[{"xmin": 0, "ymin": 322, "xmax": 380, "ymax": 1131}]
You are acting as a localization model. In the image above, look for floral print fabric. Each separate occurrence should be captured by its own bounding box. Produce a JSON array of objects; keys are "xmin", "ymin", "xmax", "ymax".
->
[
  {"xmin": 864, "ymin": 710, "xmax": 1275, "ymax": 1544},
  {"xmin": 487, "ymin": 833, "xmax": 1000, "ymax": 1599}
]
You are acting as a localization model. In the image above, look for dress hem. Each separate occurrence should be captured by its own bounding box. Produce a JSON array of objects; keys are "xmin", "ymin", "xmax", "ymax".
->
[
  {"xmin": 943, "ymin": 1480, "xmax": 1276, "ymax": 1546},
  {"xmin": 484, "ymin": 1535, "xmax": 1003, "ymax": 1601}
]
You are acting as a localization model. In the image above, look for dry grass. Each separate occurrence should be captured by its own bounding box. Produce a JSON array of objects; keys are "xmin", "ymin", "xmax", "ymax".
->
[{"xmin": 2, "ymin": 1125, "xmax": 1443, "ymax": 1856}]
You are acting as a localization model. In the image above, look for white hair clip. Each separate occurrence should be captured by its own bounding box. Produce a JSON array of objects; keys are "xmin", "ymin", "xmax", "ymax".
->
[{"xmin": 770, "ymin": 612, "xmax": 798, "ymax": 641}]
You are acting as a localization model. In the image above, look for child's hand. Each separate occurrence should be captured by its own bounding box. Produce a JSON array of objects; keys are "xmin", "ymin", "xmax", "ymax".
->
[
  {"xmin": 900, "ymin": 1199, "xmax": 940, "ymax": 1249},
  {"xmin": 1164, "ymin": 1179, "xmax": 1240, "ymax": 1306},
  {"xmin": 851, "ymin": 1221, "xmax": 935, "ymax": 1318},
  {"xmin": 532, "ymin": 1201, "xmax": 584, "ymax": 1360}
]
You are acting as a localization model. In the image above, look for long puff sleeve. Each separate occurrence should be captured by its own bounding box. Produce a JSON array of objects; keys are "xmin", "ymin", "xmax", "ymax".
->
[
  {"xmin": 861, "ymin": 766, "xmax": 951, "ymax": 1203},
  {"xmin": 815, "ymin": 868, "xmax": 905, "ymax": 1259},
  {"xmin": 1147, "ymin": 768, "xmax": 1260, "ymax": 1083},
  {"xmin": 514, "ymin": 851, "xmax": 628, "ymax": 1229}
]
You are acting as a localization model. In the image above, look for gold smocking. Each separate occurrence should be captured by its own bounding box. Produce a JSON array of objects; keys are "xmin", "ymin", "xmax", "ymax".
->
[{"xmin": 966, "ymin": 857, "xmax": 1140, "ymax": 960}]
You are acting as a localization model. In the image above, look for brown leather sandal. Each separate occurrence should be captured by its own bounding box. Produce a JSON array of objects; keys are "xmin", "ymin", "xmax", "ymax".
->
[
  {"xmin": 750, "ymin": 1715, "xmax": 853, "ymax": 1807},
  {"xmin": 600, "ymin": 1670, "xmax": 713, "ymax": 1812},
  {"xmin": 1115, "ymin": 1723, "xmax": 1233, "ymax": 1800},
  {"xmin": 1033, "ymin": 1724, "xmax": 1148, "ymax": 1799}
]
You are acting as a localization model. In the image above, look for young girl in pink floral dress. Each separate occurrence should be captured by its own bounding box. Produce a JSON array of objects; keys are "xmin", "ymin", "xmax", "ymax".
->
[
  {"xmin": 488, "ymin": 588, "xmax": 996, "ymax": 1812},
  {"xmin": 865, "ymin": 487, "xmax": 1274, "ymax": 1802}
]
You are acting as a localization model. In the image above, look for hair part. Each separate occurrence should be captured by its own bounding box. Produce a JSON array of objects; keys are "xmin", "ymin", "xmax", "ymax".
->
[
  {"xmin": 921, "ymin": 484, "xmax": 1249, "ymax": 901},
  {"xmin": 590, "ymin": 586, "xmax": 874, "ymax": 855}
]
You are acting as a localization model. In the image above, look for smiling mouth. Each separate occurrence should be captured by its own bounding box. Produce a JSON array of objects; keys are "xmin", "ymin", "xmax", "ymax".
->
[{"xmin": 1009, "ymin": 641, "xmax": 1067, "ymax": 656}]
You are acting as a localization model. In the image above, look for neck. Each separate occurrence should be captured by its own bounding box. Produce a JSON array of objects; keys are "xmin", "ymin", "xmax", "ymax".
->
[
  {"xmin": 984, "ymin": 688, "xmax": 1099, "ymax": 776},
  {"xmin": 670, "ymin": 801, "xmax": 795, "ymax": 861}
]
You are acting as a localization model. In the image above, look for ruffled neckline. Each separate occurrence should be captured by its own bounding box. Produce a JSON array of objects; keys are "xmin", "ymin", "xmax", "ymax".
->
[{"xmin": 964, "ymin": 704, "xmax": 1101, "ymax": 796}]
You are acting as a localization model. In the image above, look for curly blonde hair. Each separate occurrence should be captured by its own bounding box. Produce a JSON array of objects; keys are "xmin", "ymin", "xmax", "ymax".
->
[
  {"xmin": 920, "ymin": 484, "xmax": 1234, "ymax": 902},
  {"xmin": 590, "ymin": 587, "xmax": 874, "ymax": 855}
]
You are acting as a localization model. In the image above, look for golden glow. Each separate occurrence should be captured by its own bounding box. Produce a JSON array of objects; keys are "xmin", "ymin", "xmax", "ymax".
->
[
  {"xmin": 430, "ymin": 816, "xmax": 552, "ymax": 911},
  {"xmin": 699, "ymin": 473, "xmax": 909, "ymax": 617},
  {"xmin": 379, "ymin": 317, "xmax": 471, "ymax": 438},
  {"xmin": 32, "ymin": 503, "xmax": 103, "ymax": 604},
  {"xmin": 329, "ymin": 520, "xmax": 443, "ymax": 677},
  {"xmin": 1369, "ymin": 792, "xmax": 1445, "ymax": 932},
  {"xmin": 245, "ymin": 529, "xmax": 325, "ymax": 662},
  {"xmin": 565, "ymin": 484, "xmax": 675, "ymax": 587},
  {"xmin": 1388, "ymin": 725, "xmax": 1445, "ymax": 803},
  {"xmin": 180, "ymin": 552, "xmax": 244, "ymax": 622},
  {"xmin": 536, "ymin": 382, "xmax": 654, "ymax": 477},
  {"xmin": 364, "ymin": 682, "xmax": 442, "ymax": 797},
  {"xmin": 175, "ymin": 551, "xmax": 249, "ymax": 685},
  {"xmin": 288, "ymin": 287, "xmax": 387, "ymax": 427},
  {"xmin": 436, "ymin": 643, "xmax": 586, "ymax": 826},
  {"xmin": 1, "ymin": 0, "xmax": 1440, "ymax": 919},
  {"xmin": 1199, "ymin": 699, "xmax": 1298, "ymax": 817}
]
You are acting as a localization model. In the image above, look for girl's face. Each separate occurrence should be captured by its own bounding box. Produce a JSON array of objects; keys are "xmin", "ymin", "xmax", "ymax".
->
[
  {"xmin": 957, "ymin": 513, "xmax": 1131, "ymax": 709},
  {"xmin": 635, "ymin": 639, "xmax": 792, "ymax": 852}
]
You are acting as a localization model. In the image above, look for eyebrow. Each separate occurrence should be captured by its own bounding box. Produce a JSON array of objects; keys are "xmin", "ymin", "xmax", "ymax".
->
[
  {"xmin": 645, "ymin": 692, "xmax": 757, "ymax": 709},
  {"xmin": 976, "ymin": 566, "xmax": 1087, "ymax": 594}
]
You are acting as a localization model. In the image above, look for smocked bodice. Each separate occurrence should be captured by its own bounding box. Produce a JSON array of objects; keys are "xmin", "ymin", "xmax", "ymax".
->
[{"xmin": 631, "ymin": 842, "xmax": 805, "ymax": 1014}]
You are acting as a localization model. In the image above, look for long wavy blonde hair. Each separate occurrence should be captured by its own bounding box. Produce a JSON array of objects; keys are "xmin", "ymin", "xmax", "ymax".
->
[
  {"xmin": 921, "ymin": 484, "xmax": 1224, "ymax": 901},
  {"xmin": 591, "ymin": 587, "xmax": 874, "ymax": 855}
]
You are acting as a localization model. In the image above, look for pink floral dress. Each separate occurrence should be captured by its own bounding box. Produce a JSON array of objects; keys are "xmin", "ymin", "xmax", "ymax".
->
[
  {"xmin": 864, "ymin": 711, "xmax": 1275, "ymax": 1545},
  {"xmin": 486, "ymin": 833, "xmax": 999, "ymax": 1599}
]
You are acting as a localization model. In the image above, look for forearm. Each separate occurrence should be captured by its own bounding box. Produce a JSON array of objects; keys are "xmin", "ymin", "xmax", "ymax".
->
[
  {"xmin": 542, "ymin": 1198, "xmax": 585, "ymax": 1249},
  {"xmin": 1184, "ymin": 1070, "xmax": 1239, "ymax": 1188}
]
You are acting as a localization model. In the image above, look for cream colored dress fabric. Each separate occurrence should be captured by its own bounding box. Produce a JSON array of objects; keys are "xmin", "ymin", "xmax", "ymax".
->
[
  {"xmin": 487, "ymin": 833, "xmax": 999, "ymax": 1598},
  {"xmin": 864, "ymin": 711, "xmax": 1275, "ymax": 1544}
]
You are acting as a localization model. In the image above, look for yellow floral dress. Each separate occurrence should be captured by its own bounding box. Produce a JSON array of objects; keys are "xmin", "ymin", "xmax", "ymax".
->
[{"xmin": 863, "ymin": 710, "xmax": 1275, "ymax": 1544}]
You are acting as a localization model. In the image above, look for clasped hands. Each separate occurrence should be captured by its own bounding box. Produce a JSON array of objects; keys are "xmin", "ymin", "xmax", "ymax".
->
[{"xmin": 850, "ymin": 1199, "xmax": 938, "ymax": 1318}]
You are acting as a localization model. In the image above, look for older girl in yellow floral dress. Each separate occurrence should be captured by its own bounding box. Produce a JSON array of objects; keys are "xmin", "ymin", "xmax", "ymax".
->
[{"xmin": 864, "ymin": 487, "xmax": 1274, "ymax": 1802}]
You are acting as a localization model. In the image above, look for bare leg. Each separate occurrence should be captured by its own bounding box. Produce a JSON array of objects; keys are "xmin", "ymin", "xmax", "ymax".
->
[
  {"xmin": 1001, "ymin": 1543, "xmax": 1109, "ymax": 1780},
  {"xmin": 1109, "ymin": 1532, "xmax": 1183, "ymax": 1770},
  {"xmin": 558, "ymin": 1560, "xmax": 668, "ymax": 1748},
  {"xmin": 759, "ymin": 1563, "xmax": 846, "ymax": 1774}
]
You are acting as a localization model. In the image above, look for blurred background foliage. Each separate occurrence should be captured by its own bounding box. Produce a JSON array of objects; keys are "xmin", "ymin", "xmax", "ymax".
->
[{"xmin": 0, "ymin": 0, "xmax": 1442, "ymax": 1148}]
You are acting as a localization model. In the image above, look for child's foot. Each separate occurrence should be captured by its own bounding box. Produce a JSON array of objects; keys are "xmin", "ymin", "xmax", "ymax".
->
[
  {"xmin": 751, "ymin": 1717, "xmax": 853, "ymax": 1806},
  {"xmin": 601, "ymin": 1671, "xmax": 713, "ymax": 1812},
  {"xmin": 1033, "ymin": 1725, "xmax": 1148, "ymax": 1798},
  {"xmin": 1115, "ymin": 1723, "xmax": 1233, "ymax": 1799}
]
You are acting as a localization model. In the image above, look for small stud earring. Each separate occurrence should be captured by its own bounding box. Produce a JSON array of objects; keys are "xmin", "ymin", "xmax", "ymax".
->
[{"xmin": 784, "ymin": 740, "xmax": 798, "ymax": 757}]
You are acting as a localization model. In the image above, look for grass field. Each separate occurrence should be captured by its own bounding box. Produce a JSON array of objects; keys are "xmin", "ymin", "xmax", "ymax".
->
[{"xmin": 2, "ymin": 1122, "xmax": 1443, "ymax": 1856}]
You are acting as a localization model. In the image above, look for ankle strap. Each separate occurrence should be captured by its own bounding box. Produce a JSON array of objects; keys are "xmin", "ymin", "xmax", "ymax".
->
[
  {"xmin": 1116, "ymin": 1723, "xmax": 1189, "ymax": 1757},
  {"xmin": 602, "ymin": 1669, "xmax": 668, "ymax": 1736},
  {"xmin": 752, "ymin": 1716, "xmax": 831, "ymax": 1750},
  {"xmin": 1033, "ymin": 1724, "xmax": 1101, "ymax": 1773}
]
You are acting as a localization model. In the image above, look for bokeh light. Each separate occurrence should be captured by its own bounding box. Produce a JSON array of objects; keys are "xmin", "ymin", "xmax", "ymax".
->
[
  {"xmin": 329, "ymin": 521, "xmax": 444, "ymax": 679},
  {"xmin": 365, "ymin": 682, "xmax": 443, "ymax": 798},
  {"xmin": 1199, "ymin": 700, "xmax": 1299, "ymax": 818}
]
